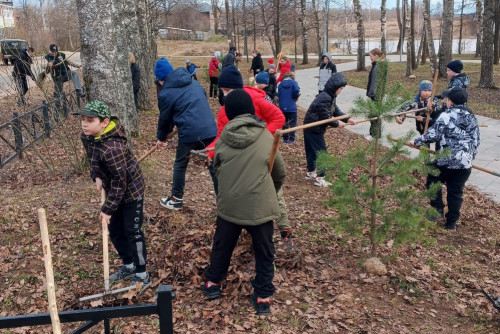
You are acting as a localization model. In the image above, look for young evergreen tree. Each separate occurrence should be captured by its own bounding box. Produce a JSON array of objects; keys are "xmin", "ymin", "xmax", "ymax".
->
[{"xmin": 318, "ymin": 59, "xmax": 441, "ymax": 257}]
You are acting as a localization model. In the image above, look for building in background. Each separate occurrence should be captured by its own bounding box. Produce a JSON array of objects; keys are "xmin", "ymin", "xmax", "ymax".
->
[{"xmin": 0, "ymin": 1, "xmax": 15, "ymax": 39}]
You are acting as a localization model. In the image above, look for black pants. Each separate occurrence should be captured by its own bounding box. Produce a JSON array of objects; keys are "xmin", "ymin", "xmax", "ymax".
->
[
  {"xmin": 209, "ymin": 77, "xmax": 218, "ymax": 98},
  {"xmin": 108, "ymin": 197, "xmax": 147, "ymax": 272},
  {"xmin": 205, "ymin": 216, "xmax": 275, "ymax": 298},
  {"xmin": 304, "ymin": 131, "xmax": 327, "ymax": 176},
  {"xmin": 218, "ymin": 89, "xmax": 225, "ymax": 106},
  {"xmin": 426, "ymin": 165, "xmax": 471, "ymax": 229}
]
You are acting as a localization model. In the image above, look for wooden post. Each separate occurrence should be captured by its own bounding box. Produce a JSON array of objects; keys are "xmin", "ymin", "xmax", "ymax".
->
[
  {"xmin": 267, "ymin": 130, "xmax": 282, "ymax": 172},
  {"xmin": 101, "ymin": 189, "xmax": 110, "ymax": 293},
  {"xmin": 38, "ymin": 208, "xmax": 62, "ymax": 334}
]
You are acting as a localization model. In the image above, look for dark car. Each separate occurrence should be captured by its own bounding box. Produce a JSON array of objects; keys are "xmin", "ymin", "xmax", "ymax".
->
[{"xmin": 1, "ymin": 39, "xmax": 29, "ymax": 65}]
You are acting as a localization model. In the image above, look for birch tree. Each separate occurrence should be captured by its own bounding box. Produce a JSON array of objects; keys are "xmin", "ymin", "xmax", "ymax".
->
[
  {"xmin": 475, "ymin": 0, "xmax": 483, "ymax": 57},
  {"xmin": 404, "ymin": 0, "xmax": 412, "ymax": 76},
  {"xmin": 423, "ymin": 0, "xmax": 437, "ymax": 72},
  {"xmin": 353, "ymin": 0, "xmax": 365, "ymax": 71},
  {"xmin": 312, "ymin": 0, "xmax": 322, "ymax": 65},
  {"xmin": 438, "ymin": 0, "xmax": 454, "ymax": 77},
  {"xmin": 478, "ymin": 0, "xmax": 497, "ymax": 88},
  {"xmin": 380, "ymin": 0, "xmax": 387, "ymax": 54}
]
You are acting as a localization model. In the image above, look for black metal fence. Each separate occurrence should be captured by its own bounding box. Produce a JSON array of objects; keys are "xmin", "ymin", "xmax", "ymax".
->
[
  {"xmin": 0, "ymin": 90, "xmax": 82, "ymax": 168},
  {"xmin": 0, "ymin": 285, "xmax": 175, "ymax": 334}
]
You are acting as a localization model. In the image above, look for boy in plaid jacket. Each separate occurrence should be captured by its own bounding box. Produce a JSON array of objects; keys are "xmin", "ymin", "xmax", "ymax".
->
[{"xmin": 74, "ymin": 101, "xmax": 150, "ymax": 290}]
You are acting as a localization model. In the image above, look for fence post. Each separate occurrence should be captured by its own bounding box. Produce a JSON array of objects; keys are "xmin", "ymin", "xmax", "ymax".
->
[
  {"xmin": 157, "ymin": 285, "xmax": 174, "ymax": 334},
  {"xmin": 42, "ymin": 101, "xmax": 51, "ymax": 138},
  {"xmin": 12, "ymin": 112, "xmax": 23, "ymax": 160}
]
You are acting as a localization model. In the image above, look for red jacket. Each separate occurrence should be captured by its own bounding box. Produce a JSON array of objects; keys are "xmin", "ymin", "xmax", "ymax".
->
[
  {"xmin": 206, "ymin": 86, "xmax": 285, "ymax": 159},
  {"xmin": 277, "ymin": 61, "xmax": 292, "ymax": 83},
  {"xmin": 209, "ymin": 58, "xmax": 220, "ymax": 77}
]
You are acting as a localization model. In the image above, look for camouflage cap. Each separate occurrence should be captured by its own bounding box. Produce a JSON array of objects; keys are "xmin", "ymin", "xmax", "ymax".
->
[{"xmin": 73, "ymin": 100, "xmax": 111, "ymax": 119}]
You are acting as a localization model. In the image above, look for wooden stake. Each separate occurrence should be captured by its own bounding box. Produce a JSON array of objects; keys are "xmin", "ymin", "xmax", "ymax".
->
[
  {"xmin": 101, "ymin": 189, "xmax": 110, "ymax": 293},
  {"xmin": 38, "ymin": 208, "xmax": 62, "ymax": 334},
  {"xmin": 268, "ymin": 131, "xmax": 282, "ymax": 172}
]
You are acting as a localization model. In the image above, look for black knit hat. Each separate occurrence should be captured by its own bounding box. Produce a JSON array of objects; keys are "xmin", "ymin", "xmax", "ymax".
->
[
  {"xmin": 49, "ymin": 44, "xmax": 58, "ymax": 52},
  {"xmin": 442, "ymin": 86, "xmax": 468, "ymax": 105},
  {"xmin": 218, "ymin": 65, "xmax": 243, "ymax": 89},
  {"xmin": 224, "ymin": 89, "xmax": 255, "ymax": 120},
  {"xmin": 447, "ymin": 60, "xmax": 463, "ymax": 73}
]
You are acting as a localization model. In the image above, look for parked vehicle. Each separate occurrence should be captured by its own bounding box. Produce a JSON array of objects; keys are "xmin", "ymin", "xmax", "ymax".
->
[{"xmin": 0, "ymin": 39, "xmax": 29, "ymax": 65}]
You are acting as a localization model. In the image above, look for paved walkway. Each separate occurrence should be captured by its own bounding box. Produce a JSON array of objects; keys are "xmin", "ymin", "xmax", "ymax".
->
[{"xmin": 294, "ymin": 55, "xmax": 500, "ymax": 203}]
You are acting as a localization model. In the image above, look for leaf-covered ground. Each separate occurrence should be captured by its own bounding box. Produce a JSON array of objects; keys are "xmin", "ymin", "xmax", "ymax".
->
[{"xmin": 1, "ymin": 73, "xmax": 500, "ymax": 334}]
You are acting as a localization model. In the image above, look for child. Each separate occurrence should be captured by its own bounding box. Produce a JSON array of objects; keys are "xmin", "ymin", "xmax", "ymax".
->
[
  {"xmin": 413, "ymin": 87, "xmax": 480, "ymax": 231},
  {"xmin": 318, "ymin": 53, "xmax": 337, "ymax": 94},
  {"xmin": 277, "ymin": 72, "xmax": 300, "ymax": 144},
  {"xmin": 366, "ymin": 48, "xmax": 385, "ymax": 140},
  {"xmin": 276, "ymin": 56, "xmax": 291, "ymax": 83},
  {"xmin": 202, "ymin": 89, "xmax": 287, "ymax": 316},
  {"xmin": 185, "ymin": 60, "xmax": 200, "ymax": 80},
  {"xmin": 446, "ymin": 60, "xmax": 470, "ymax": 90},
  {"xmin": 303, "ymin": 73, "xmax": 356, "ymax": 187},
  {"xmin": 395, "ymin": 80, "xmax": 441, "ymax": 135},
  {"xmin": 74, "ymin": 101, "xmax": 150, "ymax": 290},
  {"xmin": 265, "ymin": 64, "xmax": 277, "ymax": 99},
  {"xmin": 255, "ymin": 71, "xmax": 274, "ymax": 102},
  {"xmin": 129, "ymin": 52, "xmax": 141, "ymax": 112},
  {"xmin": 208, "ymin": 52, "xmax": 220, "ymax": 98},
  {"xmin": 249, "ymin": 49, "xmax": 264, "ymax": 76}
]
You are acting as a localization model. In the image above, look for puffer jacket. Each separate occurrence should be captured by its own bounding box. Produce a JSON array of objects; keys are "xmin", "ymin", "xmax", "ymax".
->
[
  {"xmin": 157, "ymin": 67, "xmax": 217, "ymax": 143},
  {"xmin": 81, "ymin": 119, "xmax": 145, "ymax": 215},
  {"xmin": 214, "ymin": 114, "xmax": 286, "ymax": 226},
  {"xmin": 222, "ymin": 51, "xmax": 235, "ymax": 71},
  {"xmin": 304, "ymin": 73, "xmax": 349, "ymax": 134},
  {"xmin": 414, "ymin": 105, "xmax": 480, "ymax": 169},
  {"xmin": 209, "ymin": 57, "xmax": 220, "ymax": 77},
  {"xmin": 250, "ymin": 53, "xmax": 264, "ymax": 74},
  {"xmin": 449, "ymin": 73, "xmax": 470, "ymax": 89},
  {"xmin": 318, "ymin": 53, "xmax": 337, "ymax": 92},
  {"xmin": 278, "ymin": 78, "xmax": 300, "ymax": 112},
  {"xmin": 277, "ymin": 60, "xmax": 292, "ymax": 83}
]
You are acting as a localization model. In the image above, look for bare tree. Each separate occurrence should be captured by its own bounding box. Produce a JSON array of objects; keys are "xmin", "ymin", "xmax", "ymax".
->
[
  {"xmin": 494, "ymin": 0, "xmax": 500, "ymax": 64},
  {"xmin": 404, "ymin": 0, "xmax": 412, "ymax": 76},
  {"xmin": 274, "ymin": 0, "xmax": 282, "ymax": 55},
  {"xmin": 75, "ymin": 0, "xmax": 137, "ymax": 137},
  {"xmin": 299, "ymin": 0, "xmax": 308, "ymax": 64},
  {"xmin": 438, "ymin": 0, "xmax": 454, "ymax": 78},
  {"xmin": 256, "ymin": 0, "xmax": 276, "ymax": 56},
  {"xmin": 410, "ymin": 0, "xmax": 417, "ymax": 69},
  {"xmin": 396, "ymin": 0, "xmax": 403, "ymax": 52},
  {"xmin": 225, "ymin": 0, "xmax": 233, "ymax": 47},
  {"xmin": 423, "ymin": 0, "xmax": 437, "ymax": 73},
  {"xmin": 312, "ymin": 0, "xmax": 322, "ymax": 65},
  {"xmin": 475, "ymin": 0, "xmax": 483, "ymax": 57},
  {"xmin": 380, "ymin": 0, "xmax": 387, "ymax": 54},
  {"xmin": 243, "ymin": 0, "xmax": 248, "ymax": 59},
  {"xmin": 458, "ymin": 0, "xmax": 465, "ymax": 54},
  {"xmin": 353, "ymin": 0, "xmax": 365, "ymax": 71},
  {"xmin": 478, "ymin": 0, "xmax": 497, "ymax": 87}
]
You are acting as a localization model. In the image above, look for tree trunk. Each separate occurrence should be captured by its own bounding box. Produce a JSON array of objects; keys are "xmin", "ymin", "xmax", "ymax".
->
[
  {"xmin": 253, "ymin": 8, "xmax": 256, "ymax": 51},
  {"xmin": 135, "ymin": 0, "xmax": 153, "ymax": 111},
  {"xmin": 312, "ymin": 0, "xmax": 322, "ymax": 65},
  {"xmin": 294, "ymin": 0, "xmax": 298, "ymax": 63},
  {"xmin": 76, "ymin": 0, "xmax": 137, "ymax": 138},
  {"xmin": 439, "ymin": 0, "xmax": 454, "ymax": 78},
  {"xmin": 396, "ymin": 0, "xmax": 402, "ymax": 52},
  {"xmin": 410, "ymin": 0, "xmax": 417, "ymax": 69},
  {"xmin": 231, "ymin": 0, "xmax": 239, "ymax": 51},
  {"xmin": 353, "ymin": 0, "xmax": 365, "ymax": 71},
  {"xmin": 405, "ymin": 0, "xmax": 412, "ymax": 76},
  {"xmin": 494, "ymin": 0, "xmax": 500, "ymax": 64},
  {"xmin": 243, "ymin": 0, "xmax": 248, "ymax": 59},
  {"xmin": 212, "ymin": 0, "xmax": 219, "ymax": 33},
  {"xmin": 476, "ymin": 0, "xmax": 483, "ymax": 57},
  {"xmin": 423, "ymin": 0, "xmax": 437, "ymax": 75},
  {"xmin": 274, "ymin": 0, "xmax": 282, "ymax": 55},
  {"xmin": 458, "ymin": 0, "xmax": 465, "ymax": 54},
  {"xmin": 300, "ymin": 0, "xmax": 309, "ymax": 64},
  {"xmin": 419, "ymin": 23, "xmax": 428, "ymax": 65},
  {"xmin": 380, "ymin": 0, "xmax": 387, "ymax": 55},
  {"xmin": 478, "ymin": 0, "xmax": 497, "ymax": 88},
  {"xmin": 225, "ymin": 0, "xmax": 233, "ymax": 47}
]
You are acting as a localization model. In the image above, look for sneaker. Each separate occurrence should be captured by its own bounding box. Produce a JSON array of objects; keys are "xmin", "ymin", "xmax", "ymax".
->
[
  {"xmin": 314, "ymin": 177, "xmax": 332, "ymax": 187},
  {"xmin": 280, "ymin": 229, "xmax": 294, "ymax": 250},
  {"xmin": 76, "ymin": 89, "xmax": 86, "ymax": 97},
  {"xmin": 445, "ymin": 223, "xmax": 457, "ymax": 231},
  {"xmin": 250, "ymin": 293, "xmax": 271, "ymax": 315},
  {"xmin": 109, "ymin": 265, "xmax": 136, "ymax": 283},
  {"xmin": 201, "ymin": 281, "xmax": 221, "ymax": 299},
  {"xmin": 160, "ymin": 196, "xmax": 183, "ymax": 210},
  {"xmin": 305, "ymin": 171, "xmax": 317, "ymax": 180},
  {"xmin": 131, "ymin": 272, "xmax": 151, "ymax": 293}
]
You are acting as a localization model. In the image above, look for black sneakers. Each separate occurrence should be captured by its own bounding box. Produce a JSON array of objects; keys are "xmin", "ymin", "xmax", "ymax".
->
[
  {"xmin": 201, "ymin": 281, "xmax": 221, "ymax": 299},
  {"xmin": 109, "ymin": 265, "xmax": 136, "ymax": 283},
  {"xmin": 250, "ymin": 293, "xmax": 271, "ymax": 315},
  {"xmin": 160, "ymin": 196, "xmax": 183, "ymax": 211},
  {"xmin": 131, "ymin": 272, "xmax": 152, "ymax": 293}
]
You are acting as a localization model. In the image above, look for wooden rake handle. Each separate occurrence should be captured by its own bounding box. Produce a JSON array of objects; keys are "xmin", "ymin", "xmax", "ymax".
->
[
  {"xmin": 137, "ymin": 128, "xmax": 178, "ymax": 163},
  {"xmin": 101, "ymin": 188, "xmax": 110, "ymax": 293}
]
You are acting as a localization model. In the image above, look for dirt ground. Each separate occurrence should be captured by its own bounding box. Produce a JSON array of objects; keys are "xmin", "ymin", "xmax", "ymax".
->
[{"xmin": 1, "ymin": 63, "xmax": 500, "ymax": 333}]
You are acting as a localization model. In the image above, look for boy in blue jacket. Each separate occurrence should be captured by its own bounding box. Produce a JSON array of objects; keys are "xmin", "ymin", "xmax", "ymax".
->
[
  {"xmin": 277, "ymin": 72, "xmax": 300, "ymax": 144},
  {"xmin": 185, "ymin": 60, "xmax": 200, "ymax": 81}
]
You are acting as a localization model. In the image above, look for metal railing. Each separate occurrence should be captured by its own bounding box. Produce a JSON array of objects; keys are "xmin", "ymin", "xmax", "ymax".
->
[
  {"xmin": 0, "ymin": 90, "xmax": 82, "ymax": 168},
  {"xmin": 0, "ymin": 285, "xmax": 175, "ymax": 334}
]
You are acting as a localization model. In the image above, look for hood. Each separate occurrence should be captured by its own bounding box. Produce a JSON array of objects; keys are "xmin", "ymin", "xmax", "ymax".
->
[
  {"xmin": 321, "ymin": 53, "xmax": 332, "ymax": 62},
  {"xmin": 455, "ymin": 73, "xmax": 470, "ymax": 88},
  {"xmin": 279, "ymin": 78, "xmax": 295, "ymax": 88},
  {"xmin": 279, "ymin": 61, "xmax": 291, "ymax": 71},
  {"xmin": 323, "ymin": 73, "xmax": 347, "ymax": 97},
  {"xmin": 243, "ymin": 85, "xmax": 267, "ymax": 99},
  {"xmin": 220, "ymin": 115, "xmax": 267, "ymax": 149},
  {"xmin": 162, "ymin": 68, "xmax": 192, "ymax": 88}
]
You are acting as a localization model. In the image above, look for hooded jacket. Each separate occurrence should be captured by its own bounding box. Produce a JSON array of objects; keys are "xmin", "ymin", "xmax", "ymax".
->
[
  {"xmin": 278, "ymin": 78, "xmax": 300, "ymax": 112},
  {"xmin": 277, "ymin": 60, "xmax": 292, "ymax": 83},
  {"xmin": 81, "ymin": 119, "xmax": 145, "ymax": 215},
  {"xmin": 13, "ymin": 49, "xmax": 33, "ymax": 78},
  {"xmin": 157, "ymin": 67, "xmax": 217, "ymax": 143},
  {"xmin": 250, "ymin": 53, "xmax": 264, "ymax": 74},
  {"xmin": 222, "ymin": 51, "xmax": 235, "ymax": 71},
  {"xmin": 214, "ymin": 115, "xmax": 286, "ymax": 226},
  {"xmin": 130, "ymin": 62, "xmax": 141, "ymax": 94},
  {"xmin": 318, "ymin": 53, "xmax": 337, "ymax": 92},
  {"xmin": 206, "ymin": 86, "xmax": 285, "ymax": 159},
  {"xmin": 304, "ymin": 73, "xmax": 349, "ymax": 134},
  {"xmin": 209, "ymin": 57, "xmax": 220, "ymax": 77},
  {"xmin": 449, "ymin": 73, "xmax": 470, "ymax": 90},
  {"xmin": 414, "ymin": 105, "xmax": 480, "ymax": 169}
]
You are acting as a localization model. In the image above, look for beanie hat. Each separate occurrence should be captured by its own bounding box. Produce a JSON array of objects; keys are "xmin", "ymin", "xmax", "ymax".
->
[
  {"xmin": 154, "ymin": 58, "xmax": 174, "ymax": 81},
  {"xmin": 73, "ymin": 100, "xmax": 111, "ymax": 119},
  {"xmin": 447, "ymin": 60, "xmax": 463, "ymax": 74},
  {"xmin": 186, "ymin": 59, "xmax": 191, "ymax": 64},
  {"xmin": 267, "ymin": 58, "xmax": 274, "ymax": 64},
  {"xmin": 442, "ymin": 86, "xmax": 468, "ymax": 105},
  {"xmin": 269, "ymin": 64, "xmax": 275, "ymax": 70},
  {"xmin": 49, "ymin": 44, "xmax": 58, "ymax": 52},
  {"xmin": 214, "ymin": 51, "xmax": 221, "ymax": 58},
  {"xmin": 218, "ymin": 65, "xmax": 243, "ymax": 89},
  {"xmin": 255, "ymin": 71, "xmax": 269, "ymax": 84},
  {"xmin": 229, "ymin": 46, "xmax": 237, "ymax": 52},
  {"xmin": 224, "ymin": 89, "xmax": 255, "ymax": 120},
  {"xmin": 418, "ymin": 80, "xmax": 433, "ymax": 96}
]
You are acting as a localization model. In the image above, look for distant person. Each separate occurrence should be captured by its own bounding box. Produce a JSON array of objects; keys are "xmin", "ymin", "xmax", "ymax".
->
[
  {"xmin": 446, "ymin": 60, "xmax": 470, "ymax": 90},
  {"xmin": 255, "ymin": 71, "xmax": 274, "ymax": 102},
  {"xmin": 318, "ymin": 53, "xmax": 337, "ymax": 94},
  {"xmin": 234, "ymin": 53, "xmax": 243, "ymax": 69},
  {"xmin": 365, "ymin": 48, "xmax": 385, "ymax": 140},
  {"xmin": 277, "ymin": 72, "xmax": 300, "ymax": 144},
  {"xmin": 219, "ymin": 46, "xmax": 237, "ymax": 105},
  {"xmin": 209, "ymin": 52, "xmax": 221, "ymax": 99},
  {"xmin": 265, "ymin": 64, "xmax": 277, "ymax": 100},
  {"xmin": 249, "ymin": 50, "xmax": 264, "ymax": 77},
  {"xmin": 13, "ymin": 46, "xmax": 35, "ymax": 106},
  {"xmin": 44, "ymin": 44, "xmax": 85, "ymax": 100},
  {"xmin": 129, "ymin": 52, "xmax": 141, "ymax": 112},
  {"xmin": 276, "ymin": 56, "xmax": 291, "ymax": 84},
  {"xmin": 185, "ymin": 60, "xmax": 200, "ymax": 81}
]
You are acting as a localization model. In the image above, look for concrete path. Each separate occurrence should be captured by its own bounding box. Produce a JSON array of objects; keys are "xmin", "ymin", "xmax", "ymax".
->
[{"xmin": 294, "ymin": 55, "xmax": 500, "ymax": 203}]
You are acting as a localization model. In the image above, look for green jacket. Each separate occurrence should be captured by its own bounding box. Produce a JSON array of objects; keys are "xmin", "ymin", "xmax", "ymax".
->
[{"xmin": 214, "ymin": 114, "xmax": 286, "ymax": 226}]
